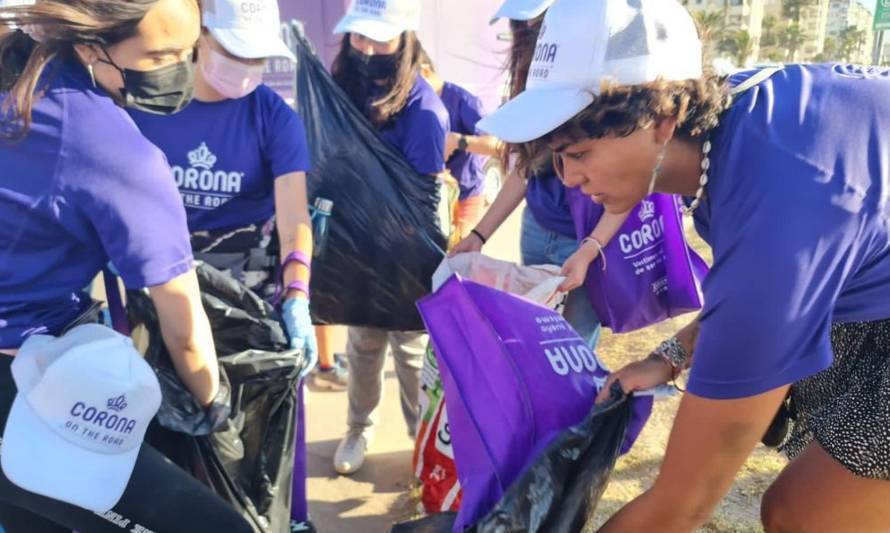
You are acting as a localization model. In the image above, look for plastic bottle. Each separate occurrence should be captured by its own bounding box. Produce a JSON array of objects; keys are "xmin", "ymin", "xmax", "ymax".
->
[{"xmin": 311, "ymin": 197, "xmax": 333, "ymax": 258}]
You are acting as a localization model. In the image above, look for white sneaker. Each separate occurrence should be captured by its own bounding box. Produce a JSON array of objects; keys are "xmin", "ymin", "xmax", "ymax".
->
[{"xmin": 334, "ymin": 429, "xmax": 372, "ymax": 475}]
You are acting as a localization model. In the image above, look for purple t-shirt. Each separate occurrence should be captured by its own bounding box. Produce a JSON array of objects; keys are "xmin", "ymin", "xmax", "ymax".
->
[
  {"xmin": 688, "ymin": 64, "xmax": 890, "ymax": 400},
  {"xmin": 129, "ymin": 85, "xmax": 311, "ymax": 232},
  {"xmin": 378, "ymin": 75, "xmax": 448, "ymax": 175},
  {"xmin": 525, "ymin": 173, "xmax": 577, "ymax": 238},
  {"xmin": 0, "ymin": 59, "xmax": 193, "ymax": 348},
  {"xmin": 439, "ymin": 81, "xmax": 488, "ymax": 200}
]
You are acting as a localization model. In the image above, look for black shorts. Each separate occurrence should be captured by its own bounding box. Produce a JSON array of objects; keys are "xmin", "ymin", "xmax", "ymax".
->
[
  {"xmin": 782, "ymin": 318, "xmax": 890, "ymax": 480},
  {"xmin": 0, "ymin": 356, "xmax": 252, "ymax": 533}
]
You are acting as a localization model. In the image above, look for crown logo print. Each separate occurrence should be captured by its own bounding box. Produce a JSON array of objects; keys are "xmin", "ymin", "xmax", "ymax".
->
[
  {"xmin": 107, "ymin": 395, "xmax": 128, "ymax": 412},
  {"xmin": 638, "ymin": 200, "xmax": 656, "ymax": 222},
  {"xmin": 188, "ymin": 142, "xmax": 217, "ymax": 170}
]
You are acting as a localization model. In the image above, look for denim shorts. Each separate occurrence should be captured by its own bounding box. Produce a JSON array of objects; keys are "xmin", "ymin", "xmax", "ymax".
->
[{"xmin": 520, "ymin": 208, "xmax": 601, "ymax": 349}]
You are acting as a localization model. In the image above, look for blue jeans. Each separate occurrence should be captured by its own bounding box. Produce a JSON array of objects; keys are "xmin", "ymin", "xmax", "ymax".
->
[{"xmin": 520, "ymin": 208, "xmax": 602, "ymax": 350}]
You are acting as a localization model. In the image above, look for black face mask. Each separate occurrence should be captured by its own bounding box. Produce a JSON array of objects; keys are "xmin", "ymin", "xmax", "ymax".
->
[
  {"xmin": 98, "ymin": 47, "xmax": 195, "ymax": 115},
  {"xmin": 347, "ymin": 47, "xmax": 398, "ymax": 81}
]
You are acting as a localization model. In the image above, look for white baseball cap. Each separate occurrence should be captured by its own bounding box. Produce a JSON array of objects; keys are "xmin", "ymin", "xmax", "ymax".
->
[
  {"xmin": 333, "ymin": 0, "xmax": 421, "ymax": 42},
  {"xmin": 478, "ymin": 0, "xmax": 702, "ymax": 143},
  {"xmin": 489, "ymin": 0, "xmax": 554, "ymax": 24},
  {"xmin": 1, "ymin": 324, "xmax": 162, "ymax": 512},
  {"xmin": 203, "ymin": 0, "xmax": 295, "ymax": 62}
]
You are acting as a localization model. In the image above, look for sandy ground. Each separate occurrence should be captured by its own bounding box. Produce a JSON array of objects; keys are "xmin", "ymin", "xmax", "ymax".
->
[{"xmin": 304, "ymin": 207, "xmax": 788, "ymax": 532}]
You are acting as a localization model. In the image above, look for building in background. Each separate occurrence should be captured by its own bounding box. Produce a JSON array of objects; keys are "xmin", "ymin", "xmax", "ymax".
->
[
  {"xmin": 684, "ymin": 0, "xmax": 767, "ymax": 66},
  {"xmin": 826, "ymin": 0, "xmax": 875, "ymax": 63},
  {"xmin": 796, "ymin": 0, "xmax": 832, "ymax": 59}
]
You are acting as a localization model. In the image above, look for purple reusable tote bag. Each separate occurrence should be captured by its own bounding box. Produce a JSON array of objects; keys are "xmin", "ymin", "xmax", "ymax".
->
[
  {"xmin": 417, "ymin": 276, "xmax": 652, "ymax": 531},
  {"xmin": 569, "ymin": 189, "xmax": 708, "ymax": 333}
]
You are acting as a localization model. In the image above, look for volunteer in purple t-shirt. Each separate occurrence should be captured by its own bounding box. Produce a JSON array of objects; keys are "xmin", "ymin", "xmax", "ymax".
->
[
  {"xmin": 482, "ymin": 0, "xmax": 890, "ymax": 530},
  {"xmin": 0, "ymin": 1, "xmax": 252, "ymax": 531},
  {"xmin": 329, "ymin": 0, "xmax": 449, "ymax": 477},
  {"xmin": 451, "ymin": 0, "xmax": 631, "ymax": 352},
  {"xmin": 128, "ymin": 0, "xmax": 318, "ymax": 382},
  {"xmin": 129, "ymin": 2, "xmax": 319, "ymax": 529},
  {"xmin": 417, "ymin": 47, "xmax": 501, "ymax": 240}
]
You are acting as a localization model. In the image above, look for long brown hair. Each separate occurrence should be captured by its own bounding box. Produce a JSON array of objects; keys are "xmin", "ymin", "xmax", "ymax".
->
[
  {"xmin": 502, "ymin": 17, "xmax": 549, "ymax": 177},
  {"xmin": 0, "ymin": 0, "xmax": 161, "ymax": 138},
  {"xmin": 331, "ymin": 31, "xmax": 422, "ymax": 128}
]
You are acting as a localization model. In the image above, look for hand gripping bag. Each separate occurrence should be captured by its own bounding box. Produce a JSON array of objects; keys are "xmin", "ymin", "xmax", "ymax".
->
[
  {"xmin": 128, "ymin": 263, "xmax": 306, "ymax": 533},
  {"xmin": 569, "ymin": 190, "xmax": 708, "ymax": 333},
  {"xmin": 417, "ymin": 276, "xmax": 652, "ymax": 531},
  {"xmin": 413, "ymin": 254, "xmax": 566, "ymax": 515}
]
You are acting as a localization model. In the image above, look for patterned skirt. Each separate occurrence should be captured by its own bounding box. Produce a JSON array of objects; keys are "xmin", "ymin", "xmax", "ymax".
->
[{"xmin": 782, "ymin": 318, "xmax": 890, "ymax": 480}]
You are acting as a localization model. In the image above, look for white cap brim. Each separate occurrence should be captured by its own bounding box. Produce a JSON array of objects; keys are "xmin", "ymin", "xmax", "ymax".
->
[
  {"xmin": 333, "ymin": 15, "xmax": 405, "ymax": 42},
  {"xmin": 210, "ymin": 27, "xmax": 296, "ymax": 62},
  {"xmin": 489, "ymin": 0, "xmax": 553, "ymax": 24},
  {"xmin": 1, "ymin": 394, "xmax": 138, "ymax": 513},
  {"xmin": 477, "ymin": 87, "xmax": 593, "ymax": 143}
]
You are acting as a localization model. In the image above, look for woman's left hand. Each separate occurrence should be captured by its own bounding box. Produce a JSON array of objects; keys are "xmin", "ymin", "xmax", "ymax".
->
[{"xmin": 281, "ymin": 297, "xmax": 318, "ymax": 377}]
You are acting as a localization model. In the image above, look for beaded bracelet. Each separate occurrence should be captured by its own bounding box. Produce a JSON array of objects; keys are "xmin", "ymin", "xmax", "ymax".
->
[{"xmin": 651, "ymin": 336, "xmax": 691, "ymax": 381}]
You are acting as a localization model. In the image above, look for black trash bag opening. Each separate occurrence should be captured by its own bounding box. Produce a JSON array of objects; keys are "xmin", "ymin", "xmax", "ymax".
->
[
  {"xmin": 471, "ymin": 383, "xmax": 632, "ymax": 533},
  {"xmin": 286, "ymin": 21, "xmax": 446, "ymax": 331},
  {"xmin": 128, "ymin": 262, "xmax": 306, "ymax": 533},
  {"xmin": 127, "ymin": 262, "xmax": 299, "ymax": 436}
]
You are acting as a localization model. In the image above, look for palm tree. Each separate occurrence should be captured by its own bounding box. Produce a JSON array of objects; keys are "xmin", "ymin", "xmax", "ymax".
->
[
  {"xmin": 839, "ymin": 26, "xmax": 868, "ymax": 62},
  {"xmin": 783, "ymin": 0, "xmax": 819, "ymax": 24},
  {"xmin": 720, "ymin": 30, "xmax": 755, "ymax": 67},
  {"xmin": 781, "ymin": 24, "xmax": 806, "ymax": 62},
  {"xmin": 761, "ymin": 15, "xmax": 780, "ymax": 48},
  {"xmin": 816, "ymin": 36, "xmax": 839, "ymax": 62},
  {"xmin": 692, "ymin": 10, "xmax": 727, "ymax": 66}
]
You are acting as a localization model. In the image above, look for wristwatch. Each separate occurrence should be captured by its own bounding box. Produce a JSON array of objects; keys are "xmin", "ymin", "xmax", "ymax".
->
[{"xmin": 457, "ymin": 135, "xmax": 469, "ymax": 151}]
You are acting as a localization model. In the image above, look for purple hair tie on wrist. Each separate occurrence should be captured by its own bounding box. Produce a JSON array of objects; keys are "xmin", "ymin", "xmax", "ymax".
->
[
  {"xmin": 282, "ymin": 251, "xmax": 311, "ymax": 270},
  {"xmin": 285, "ymin": 280, "xmax": 310, "ymax": 298},
  {"xmin": 274, "ymin": 252, "xmax": 312, "ymax": 305}
]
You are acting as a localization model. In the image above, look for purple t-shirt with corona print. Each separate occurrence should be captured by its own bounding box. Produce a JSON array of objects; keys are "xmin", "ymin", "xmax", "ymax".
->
[
  {"xmin": 377, "ymin": 75, "xmax": 449, "ymax": 176},
  {"xmin": 439, "ymin": 81, "xmax": 488, "ymax": 200},
  {"xmin": 0, "ymin": 59, "xmax": 193, "ymax": 349},
  {"xmin": 129, "ymin": 84, "xmax": 311, "ymax": 232},
  {"xmin": 687, "ymin": 64, "xmax": 890, "ymax": 400}
]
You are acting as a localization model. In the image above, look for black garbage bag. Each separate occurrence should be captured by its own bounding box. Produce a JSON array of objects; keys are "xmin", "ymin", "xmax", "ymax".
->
[
  {"xmin": 391, "ymin": 512, "xmax": 457, "ymax": 533},
  {"xmin": 286, "ymin": 21, "xmax": 447, "ymax": 331},
  {"xmin": 128, "ymin": 263, "xmax": 306, "ymax": 533},
  {"xmin": 471, "ymin": 384, "xmax": 632, "ymax": 533}
]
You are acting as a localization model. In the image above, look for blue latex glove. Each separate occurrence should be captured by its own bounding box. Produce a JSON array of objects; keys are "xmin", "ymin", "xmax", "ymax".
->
[{"xmin": 281, "ymin": 298, "xmax": 317, "ymax": 377}]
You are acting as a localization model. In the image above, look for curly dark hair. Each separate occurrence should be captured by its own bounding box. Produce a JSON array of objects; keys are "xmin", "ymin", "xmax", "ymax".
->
[{"xmin": 518, "ymin": 76, "xmax": 733, "ymax": 177}]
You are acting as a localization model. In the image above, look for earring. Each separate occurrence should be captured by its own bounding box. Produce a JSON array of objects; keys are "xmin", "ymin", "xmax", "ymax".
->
[
  {"xmin": 646, "ymin": 143, "xmax": 668, "ymax": 196},
  {"xmin": 87, "ymin": 63, "xmax": 96, "ymax": 88}
]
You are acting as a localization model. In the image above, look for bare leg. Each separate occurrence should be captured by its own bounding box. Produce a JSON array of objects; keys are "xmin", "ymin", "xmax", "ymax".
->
[{"xmin": 762, "ymin": 440, "xmax": 890, "ymax": 532}]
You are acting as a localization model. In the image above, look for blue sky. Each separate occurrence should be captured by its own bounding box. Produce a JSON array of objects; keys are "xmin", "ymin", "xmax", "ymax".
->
[{"xmin": 859, "ymin": 0, "xmax": 876, "ymax": 14}]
